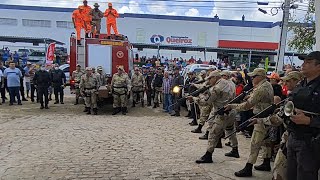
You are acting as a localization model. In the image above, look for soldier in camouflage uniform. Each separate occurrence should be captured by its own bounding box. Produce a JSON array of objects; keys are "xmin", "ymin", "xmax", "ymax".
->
[
  {"xmin": 111, "ymin": 66, "xmax": 131, "ymax": 115},
  {"xmin": 71, "ymin": 64, "xmax": 84, "ymax": 105},
  {"xmin": 90, "ymin": 3, "xmax": 104, "ymax": 38},
  {"xmin": 195, "ymin": 70, "xmax": 239, "ymax": 164},
  {"xmin": 80, "ymin": 67, "xmax": 99, "ymax": 115},
  {"xmin": 131, "ymin": 67, "xmax": 145, "ymax": 107},
  {"xmin": 225, "ymin": 68, "xmax": 274, "ymax": 177}
]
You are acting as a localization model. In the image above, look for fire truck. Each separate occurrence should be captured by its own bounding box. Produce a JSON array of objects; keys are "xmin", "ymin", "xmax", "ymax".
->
[{"xmin": 69, "ymin": 34, "xmax": 134, "ymax": 100}]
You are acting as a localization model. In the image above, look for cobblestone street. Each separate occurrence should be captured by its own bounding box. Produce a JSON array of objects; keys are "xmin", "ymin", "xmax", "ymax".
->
[{"xmin": 0, "ymin": 96, "xmax": 272, "ymax": 180}]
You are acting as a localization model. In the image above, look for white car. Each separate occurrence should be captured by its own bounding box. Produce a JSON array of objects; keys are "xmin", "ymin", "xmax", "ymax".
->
[
  {"xmin": 59, "ymin": 64, "xmax": 70, "ymax": 85},
  {"xmin": 28, "ymin": 51, "xmax": 46, "ymax": 64}
]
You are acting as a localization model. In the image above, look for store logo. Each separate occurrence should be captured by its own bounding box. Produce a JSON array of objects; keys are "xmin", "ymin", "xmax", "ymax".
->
[
  {"xmin": 166, "ymin": 36, "xmax": 192, "ymax": 45},
  {"xmin": 117, "ymin": 51, "xmax": 124, "ymax": 58},
  {"xmin": 150, "ymin": 35, "xmax": 164, "ymax": 44}
]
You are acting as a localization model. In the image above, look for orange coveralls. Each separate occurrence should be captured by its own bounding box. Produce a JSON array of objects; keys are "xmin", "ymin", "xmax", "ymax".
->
[
  {"xmin": 104, "ymin": 8, "xmax": 119, "ymax": 36},
  {"xmin": 79, "ymin": 5, "xmax": 92, "ymax": 34},
  {"xmin": 72, "ymin": 9, "xmax": 85, "ymax": 41}
]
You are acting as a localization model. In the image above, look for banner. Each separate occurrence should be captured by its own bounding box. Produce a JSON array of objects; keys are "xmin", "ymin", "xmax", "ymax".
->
[{"xmin": 46, "ymin": 43, "xmax": 55, "ymax": 64}]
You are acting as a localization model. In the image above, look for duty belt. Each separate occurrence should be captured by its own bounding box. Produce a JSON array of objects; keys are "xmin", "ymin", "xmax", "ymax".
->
[
  {"xmin": 113, "ymin": 86, "xmax": 127, "ymax": 88},
  {"xmin": 92, "ymin": 19, "xmax": 101, "ymax": 21}
]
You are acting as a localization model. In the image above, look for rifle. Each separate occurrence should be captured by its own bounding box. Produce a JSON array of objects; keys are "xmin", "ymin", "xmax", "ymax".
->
[
  {"xmin": 206, "ymin": 88, "xmax": 254, "ymax": 122},
  {"xmin": 178, "ymin": 79, "xmax": 206, "ymax": 89},
  {"xmin": 169, "ymin": 85, "xmax": 210, "ymax": 107},
  {"xmin": 224, "ymin": 98, "xmax": 287, "ymax": 139}
]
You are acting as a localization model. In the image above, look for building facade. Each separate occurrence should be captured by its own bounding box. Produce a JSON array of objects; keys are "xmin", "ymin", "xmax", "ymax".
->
[{"xmin": 0, "ymin": 4, "xmax": 283, "ymax": 63}]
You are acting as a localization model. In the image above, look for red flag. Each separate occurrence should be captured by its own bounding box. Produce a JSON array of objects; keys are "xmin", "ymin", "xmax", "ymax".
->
[{"xmin": 46, "ymin": 43, "xmax": 55, "ymax": 64}]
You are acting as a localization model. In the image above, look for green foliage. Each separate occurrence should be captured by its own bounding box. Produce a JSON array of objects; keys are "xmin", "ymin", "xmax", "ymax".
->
[{"xmin": 288, "ymin": 0, "xmax": 315, "ymax": 53}]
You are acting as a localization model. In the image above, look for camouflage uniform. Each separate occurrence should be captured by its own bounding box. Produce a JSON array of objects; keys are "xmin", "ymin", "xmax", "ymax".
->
[
  {"xmin": 111, "ymin": 72, "xmax": 131, "ymax": 114},
  {"xmin": 89, "ymin": 5, "xmax": 103, "ymax": 37},
  {"xmin": 97, "ymin": 72, "xmax": 107, "ymax": 86},
  {"xmin": 231, "ymin": 75, "xmax": 274, "ymax": 177},
  {"xmin": 80, "ymin": 73, "xmax": 99, "ymax": 114},
  {"xmin": 131, "ymin": 72, "xmax": 145, "ymax": 107},
  {"xmin": 206, "ymin": 78, "xmax": 238, "ymax": 153},
  {"xmin": 192, "ymin": 81, "xmax": 212, "ymax": 126},
  {"xmin": 72, "ymin": 69, "xmax": 84, "ymax": 104},
  {"xmin": 230, "ymin": 79, "xmax": 274, "ymax": 165}
]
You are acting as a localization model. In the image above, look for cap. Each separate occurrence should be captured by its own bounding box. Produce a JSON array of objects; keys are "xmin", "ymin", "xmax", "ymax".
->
[
  {"xmin": 298, "ymin": 51, "xmax": 320, "ymax": 62},
  {"xmin": 281, "ymin": 71, "xmax": 304, "ymax": 81},
  {"xmin": 247, "ymin": 68, "xmax": 266, "ymax": 77},
  {"xmin": 26, "ymin": 62, "xmax": 32, "ymax": 65},
  {"xmin": 220, "ymin": 70, "xmax": 231, "ymax": 77},
  {"xmin": 205, "ymin": 71, "xmax": 221, "ymax": 80},
  {"xmin": 76, "ymin": 64, "xmax": 81, "ymax": 67},
  {"xmin": 93, "ymin": 3, "xmax": 99, "ymax": 7},
  {"xmin": 108, "ymin": 2, "xmax": 112, "ymax": 6},
  {"xmin": 267, "ymin": 72, "xmax": 280, "ymax": 80},
  {"xmin": 142, "ymin": 65, "xmax": 146, "ymax": 68},
  {"xmin": 85, "ymin": 67, "xmax": 92, "ymax": 71},
  {"xmin": 97, "ymin": 66, "xmax": 103, "ymax": 71}
]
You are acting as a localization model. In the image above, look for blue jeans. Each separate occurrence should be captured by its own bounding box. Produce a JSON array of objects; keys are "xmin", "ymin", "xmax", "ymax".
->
[
  {"xmin": 8, "ymin": 86, "xmax": 21, "ymax": 104},
  {"xmin": 163, "ymin": 93, "xmax": 172, "ymax": 112}
]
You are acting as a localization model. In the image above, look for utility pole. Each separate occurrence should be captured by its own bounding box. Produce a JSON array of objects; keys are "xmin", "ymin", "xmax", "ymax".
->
[
  {"xmin": 276, "ymin": 0, "xmax": 290, "ymax": 73},
  {"xmin": 316, "ymin": 0, "xmax": 320, "ymax": 51}
]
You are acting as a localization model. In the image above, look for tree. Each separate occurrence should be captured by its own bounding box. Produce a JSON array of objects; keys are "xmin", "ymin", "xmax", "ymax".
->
[{"xmin": 288, "ymin": 0, "xmax": 315, "ymax": 53}]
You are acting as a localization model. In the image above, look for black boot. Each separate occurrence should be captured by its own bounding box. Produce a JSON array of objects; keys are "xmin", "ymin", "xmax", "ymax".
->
[
  {"xmin": 195, "ymin": 151, "xmax": 213, "ymax": 164},
  {"xmin": 234, "ymin": 163, "xmax": 253, "ymax": 177},
  {"xmin": 77, "ymin": 40, "xmax": 81, "ymax": 45},
  {"xmin": 189, "ymin": 120, "xmax": 198, "ymax": 126},
  {"xmin": 74, "ymin": 99, "xmax": 79, "ymax": 105},
  {"xmin": 112, "ymin": 108, "xmax": 120, "ymax": 115},
  {"xmin": 132, "ymin": 101, "xmax": 136, "ymax": 107},
  {"xmin": 141, "ymin": 101, "xmax": 144, "ymax": 107},
  {"xmin": 40, "ymin": 104, "xmax": 44, "ymax": 109},
  {"xmin": 199, "ymin": 131, "xmax": 209, "ymax": 140},
  {"xmin": 45, "ymin": 105, "xmax": 49, "ymax": 109},
  {"xmin": 86, "ymin": 108, "xmax": 91, "ymax": 115},
  {"xmin": 216, "ymin": 137, "xmax": 223, "ymax": 148},
  {"xmin": 153, "ymin": 103, "xmax": 158, "ymax": 108},
  {"xmin": 254, "ymin": 158, "xmax": 271, "ymax": 171},
  {"xmin": 122, "ymin": 107, "xmax": 127, "ymax": 115},
  {"xmin": 93, "ymin": 108, "xmax": 98, "ymax": 115},
  {"xmin": 225, "ymin": 147, "xmax": 240, "ymax": 158},
  {"xmin": 191, "ymin": 124, "xmax": 202, "ymax": 133},
  {"xmin": 85, "ymin": 33, "xmax": 89, "ymax": 38},
  {"xmin": 83, "ymin": 107, "xmax": 88, "ymax": 112}
]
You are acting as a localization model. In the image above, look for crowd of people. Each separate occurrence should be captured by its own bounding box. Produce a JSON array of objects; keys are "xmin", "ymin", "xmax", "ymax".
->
[
  {"xmin": 0, "ymin": 49, "xmax": 319, "ymax": 180},
  {"xmin": 0, "ymin": 61, "xmax": 66, "ymax": 108}
]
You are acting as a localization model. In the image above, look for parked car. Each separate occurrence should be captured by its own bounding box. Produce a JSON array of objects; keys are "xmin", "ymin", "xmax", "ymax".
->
[
  {"xmin": 28, "ymin": 51, "xmax": 46, "ymax": 64},
  {"xmin": 59, "ymin": 64, "xmax": 70, "ymax": 85},
  {"xmin": 17, "ymin": 49, "xmax": 32, "ymax": 56}
]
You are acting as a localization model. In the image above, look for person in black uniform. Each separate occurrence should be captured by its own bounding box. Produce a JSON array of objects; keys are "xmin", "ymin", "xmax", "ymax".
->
[
  {"xmin": 33, "ymin": 65, "xmax": 51, "ymax": 109},
  {"xmin": 287, "ymin": 51, "xmax": 320, "ymax": 180},
  {"xmin": 16, "ymin": 63, "xmax": 28, "ymax": 101},
  {"xmin": 152, "ymin": 68, "xmax": 163, "ymax": 108},
  {"xmin": 144, "ymin": 67, "xmax": 154, "ymax": 107},
  {"xmin": 171, "ymin": 67, "xmax": 184, "ymax": 116},
  {"xmin": 51, "ymin": 64, "xmax": 66, "ymax": 104}
]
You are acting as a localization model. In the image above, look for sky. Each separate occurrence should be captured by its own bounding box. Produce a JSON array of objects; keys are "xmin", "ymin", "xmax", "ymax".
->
[{"xmin": 0, "ymin": 0, "xmax": 310, "ymax": 22}]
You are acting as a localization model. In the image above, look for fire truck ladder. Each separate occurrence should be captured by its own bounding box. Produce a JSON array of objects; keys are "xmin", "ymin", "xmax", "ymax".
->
[{"xmin": 76, "ymin": 38, "xmax": 86, "ymax": 68}]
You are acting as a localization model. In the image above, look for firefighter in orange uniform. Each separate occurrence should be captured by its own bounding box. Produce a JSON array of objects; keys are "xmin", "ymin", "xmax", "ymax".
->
[
  {"xmin": 72, "ymin": 6, "xmax": 85, "ymax": 45},
  {"xmin": 104, "ymin": 3, "xmax": 119, "ymax": 36},
  {"xmin": 79, "ymin": 0, "xmax": 92, "ymax": 38}
]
